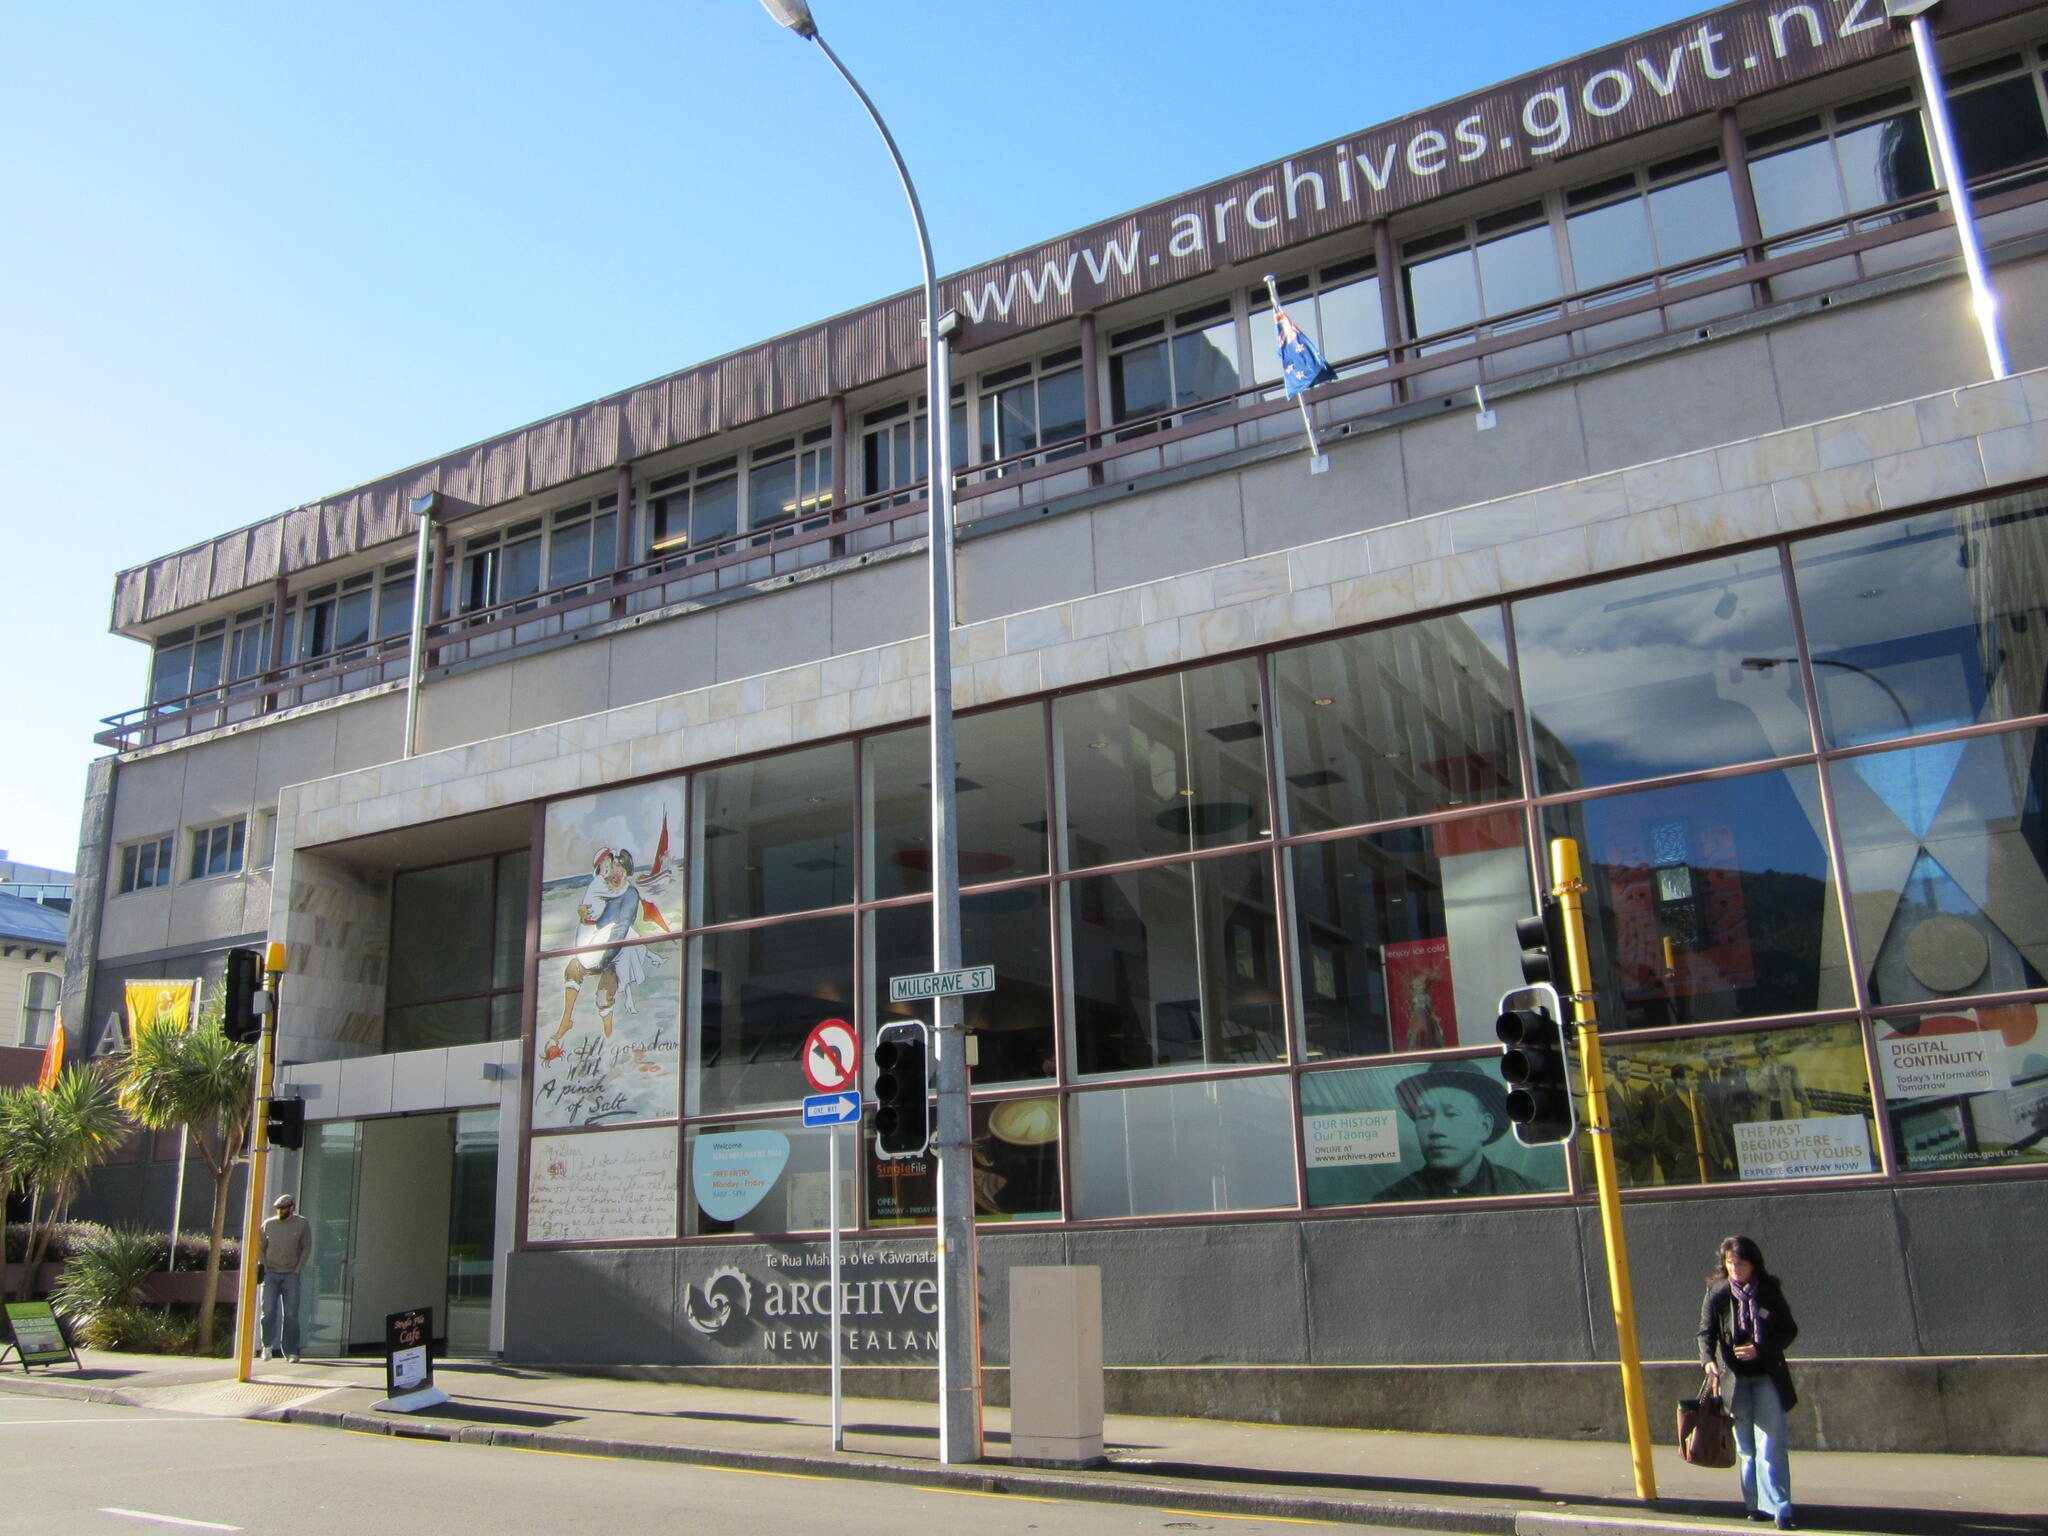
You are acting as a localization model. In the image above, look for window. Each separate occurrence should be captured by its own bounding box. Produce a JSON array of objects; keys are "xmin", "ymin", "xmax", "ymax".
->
[
  {"xmin": 1944, "ymin": 55, "xmax": 2048, "ymax": 186},
  {"xmin": 375, "ymin": 561, "xmax": 416, "ymax": 641},
  {"xmin": 1248, "ymin": 257, "xmax": 1387, "ymax": 391},
  {"xmin": 1564, "ymin": 149, "xmax": 1743, "ymax": 300},
  {"xmin": 1109, "ymin": 299, "xmax": 1242, "ymax": 432},
  {"xmin": 227, "ymin": 606, "xmax": 272, "ymax": 688},
  {"xmin": 860, "ymin": 391, "xmax": 966, "ymax": 505},
  {"xmin": 149, "ymin": 620, "xmax": 226, "ymax": 709},
  {"xmin": 1404, "ymin": 202, "xmax": 1564, "ymax": 347},
  {"xmin": 649, "ymin": 459, "xmax": 740, "ymax": 562},
  {"xmin": 747, "ymin": 430, "xmax": 833, "ymax": 534},
  {"xmin": 21, "ymin": 973, "xmax": 59, "ymax": 1048},
  {"xmin": 118, "ymin": 835, "xmax": 174, "ymax": 894},
  {"xmin": 384, "ymin": 849, "xmax": 529, "ymax": 1052},
  {"xmin": 187, "ymin": 819, "xmax": 247, "ymax": 881},
  {"xmin": 1746, "ymin": 90, "xmax": 1934, "ymax": 250},
  {"xmin": 452, "ymin": 519, "xmax": 544, "ymax": 615},
  {"xmin": 973, "ymin": 348, "xmax": 1085, "ymax": 474},
  {"xmin": 547, "ymin": 497, "xmax": 619, "ymax": 591}
]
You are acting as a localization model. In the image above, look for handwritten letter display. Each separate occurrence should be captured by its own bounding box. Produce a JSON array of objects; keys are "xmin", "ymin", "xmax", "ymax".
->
[{"xmin": 527, "ymin": 1128, "xmax": 678, "ymax": 1244}]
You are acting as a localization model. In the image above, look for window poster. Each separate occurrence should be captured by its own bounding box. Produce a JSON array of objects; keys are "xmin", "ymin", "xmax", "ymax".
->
[
  {"xmin": 1301, "ymin": 1057, "xmax": 1567, "ymax": 1207},
  {"xmin": 538, "ymin": 778, "xmax": 687, "ymax": 954},
  {"xmin": 1382, "ymin": 936, "xmax": 1458, "ymax": 1052},
  {"xmin": 532, "ymin": 938, "xmax": 681, "ymax": 1128},
  {"xmin": 526, "ymin": 1127, "xmax": 678, "ymax": 1244},
  {"xmin": 862, "ymin": 1100, "xmax": 1062, "ymax": 1226},
  {"xmin": 1878, "ymin": 1005, "xmax": 2048, "ymax": 1173},
  {"xmin": 1587, "ymin": 1021, "xmax": 1876, "ymax": 1190}
]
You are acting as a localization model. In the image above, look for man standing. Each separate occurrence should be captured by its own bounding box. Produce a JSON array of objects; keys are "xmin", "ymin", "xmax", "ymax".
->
[
  {"xmin": 259, "ymin": 1193, "xmax": 312, "ymax": 1362},
  {"xmin": 1380, "ymin": 1063, "xmax": 1540, "ymax": 1200}
]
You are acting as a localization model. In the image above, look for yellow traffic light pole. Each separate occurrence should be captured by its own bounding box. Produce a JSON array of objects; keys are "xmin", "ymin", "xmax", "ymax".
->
[
  {"xmin": 1550, "ymin": 838, "xmax": 1658, "ymax": 1503},
  {"xmin": 233, "ymin": 944, "xmax": 286, "ymax": 1382}
]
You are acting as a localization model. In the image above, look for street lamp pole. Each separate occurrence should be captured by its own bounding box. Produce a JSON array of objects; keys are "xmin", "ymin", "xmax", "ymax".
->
[{"xmin": 759, "ymin": 0, "xmax": 982, "ymax": 1466}]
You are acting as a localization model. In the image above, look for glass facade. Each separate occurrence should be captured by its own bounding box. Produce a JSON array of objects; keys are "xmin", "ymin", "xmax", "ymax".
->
[{"xmin": 522, "ymin": 493, "xmax": 2048, "ymax": 1249}]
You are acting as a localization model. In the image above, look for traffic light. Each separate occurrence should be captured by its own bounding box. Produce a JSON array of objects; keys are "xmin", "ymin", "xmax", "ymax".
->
[
  {"xmin": 265, "ymin": 1096, "xmax": 306, "ymax": 1151},
  {"xmin": 1496, "ymin": 1005, "xmax": 1574, "ymax": 1145},
  {"xmin": 223, "ymin": 947, "xmax": 263, "ymax": 1044},
  {"xmin": 1514, "ymin": 900, "xmax": 1571, "ymax": 989},
  {"xmin": 872, "ymin": 1021, "xmax": 930, "ymax": 1158}
]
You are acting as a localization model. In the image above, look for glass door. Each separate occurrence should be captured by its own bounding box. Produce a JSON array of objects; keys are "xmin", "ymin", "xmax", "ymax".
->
[
  {"xmin": 296, "ymin": 1119, "xmax": 361, "ymax": 1357},
  {"xmin": 446, "ymin": 1109, "xmax": 499, "ymax": 1355}
]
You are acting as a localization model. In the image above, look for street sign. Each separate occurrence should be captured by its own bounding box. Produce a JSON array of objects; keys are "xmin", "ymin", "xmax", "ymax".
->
[
  {"xmin": 801, "ymin": 1018, "xmax": 859, "ymax": 1093},
  {"xmin": 803, "ymin": 1091, "xmax": 863, "ymax": 1127},
  {"xmin": 887, "ymin": 965, "xmax": 995, "ymax": 1003}
]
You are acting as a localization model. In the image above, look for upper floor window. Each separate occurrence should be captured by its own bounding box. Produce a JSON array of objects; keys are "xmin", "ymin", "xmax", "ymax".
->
[
  {"xmin": 453, "ymin": 519, "xmax": 543, "ymax": 615},
  {"xmin": 187, "ymin": 818, "xmax": 247, "ymax": 881},
  {"xmin": 547, "ymin": 496, "xmax": 619, "ymax": 590},
  {"xmin": 1404, "ymin": 201, "xmax": 1563, "ymax": 348},
  {"xmin": 975, "ymin": 348, "xmax": 1085, "ymax": 474},
  {"xmin": 650, "ymin": 458, "xmax": 739, "ymax": 561},
  {"xmin": 118, "ymin": 835, "xmax": 174, "ymax": 894},
  {"xmin": 294, "ymin": 570, "xmax": 375, "ymax": 661},
  {"xmin": 1943, "ymin": 51, "xmax": 2048, "ymax": 185},
  {"xmin": 20, "ymin": 972, "xmax": 58, "ymax": 1048},
  {"xmin": 149, "ymin": 620, "xmax": 226, "ymax": 709},
  {"xmin": 1248, "ymin": 257, "xmax": 1386, "ymax": 390},
  {"xmin": 862, "ymin": 391, "xmax": 966, "ymax": 504},
  {"xmin": 1109, "ymin": 299, "xmax": 1241, "ymax": 430},
  {"xmin": 375, "ymin": 560, "xmax": 416, "ymax": 641},
  {"xmin": 748, "ymin": 430, "xmax": 833, "ymax": 534},
  {"xmin": 227, "ymin": 606, "xmax": 271, "ymax": 686},
  {"xmin": 1564, "ymin": 149, "xmax": 1742, "ymax": 301},
  {"xmin": 1746, "ymin": 88, "xmax": 1934, "ymax": 249}
]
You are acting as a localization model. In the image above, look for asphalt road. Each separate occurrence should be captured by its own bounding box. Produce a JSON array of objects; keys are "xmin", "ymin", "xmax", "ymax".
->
[{"xmin": 0, "ymin": 1393, "xmax": 1388, "ymax": 1536}]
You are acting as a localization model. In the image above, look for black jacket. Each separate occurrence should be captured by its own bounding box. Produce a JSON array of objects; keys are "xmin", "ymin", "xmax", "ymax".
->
[{"xmin": 1698, "ymin": 1276, "xmax": 1799, "ymax": 1413}]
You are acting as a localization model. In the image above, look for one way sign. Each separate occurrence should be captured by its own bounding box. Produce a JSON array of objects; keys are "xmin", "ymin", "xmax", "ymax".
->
[{"xmin": 802, "ymin": 1091, "xmax": 862, "ymax": 1127}]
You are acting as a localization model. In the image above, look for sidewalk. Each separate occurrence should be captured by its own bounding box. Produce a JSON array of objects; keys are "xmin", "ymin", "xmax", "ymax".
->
[{"xmin": 1, "ymin": 1351, "xmax": 2039, "ymax": 1536}]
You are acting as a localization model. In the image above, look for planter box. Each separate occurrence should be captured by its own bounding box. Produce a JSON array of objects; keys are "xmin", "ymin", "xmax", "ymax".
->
[{"xmin": 3, "ymin": 1262, "xmax": 238, "ymax": 1308}]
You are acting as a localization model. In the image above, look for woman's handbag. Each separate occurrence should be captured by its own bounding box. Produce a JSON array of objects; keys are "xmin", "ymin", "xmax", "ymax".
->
[{"xmin": 1678, "ymin": 1373, "xmax": 1737, "ymax": 1468}]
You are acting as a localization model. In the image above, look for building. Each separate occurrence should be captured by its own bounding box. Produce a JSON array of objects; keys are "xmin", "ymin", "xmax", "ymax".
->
[
  {"xmin": 0, "ymin": 851, "xmax": 74, "ymax": 913},
  {"xmin": 0, "ymin": 890, "xmax": 66, "ymax": 1086},
  {"xmin": 64, "ymin": 0, "xmax": 2048, "ymax": 1450}
]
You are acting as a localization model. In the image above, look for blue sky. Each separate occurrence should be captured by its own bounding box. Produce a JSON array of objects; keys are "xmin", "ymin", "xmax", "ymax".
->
[{"xmin": 0, "ymin": 0, "xmax": 1707, "ymax": 871}]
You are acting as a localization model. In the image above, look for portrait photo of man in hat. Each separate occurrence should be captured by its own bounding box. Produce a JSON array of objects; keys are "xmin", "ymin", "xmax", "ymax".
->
[{"xmin": 1378, "ymin": 1061, "xmax": 1541, "ymax": 1201}]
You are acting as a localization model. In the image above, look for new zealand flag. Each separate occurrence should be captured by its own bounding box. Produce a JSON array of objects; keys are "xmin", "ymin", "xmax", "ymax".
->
[{"xmin": 1274, "ymin": 304, "xmax": 1338, "ymax": 398}]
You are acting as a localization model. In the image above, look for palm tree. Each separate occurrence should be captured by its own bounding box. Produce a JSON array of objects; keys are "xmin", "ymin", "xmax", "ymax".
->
[
  {"xmin": 118, "ymin": 1010, "xmax": 253, "ymax": 1353},
  {"xmin": 0, "ymin": 1065, "xmax": 129, "ymax": 1299}
]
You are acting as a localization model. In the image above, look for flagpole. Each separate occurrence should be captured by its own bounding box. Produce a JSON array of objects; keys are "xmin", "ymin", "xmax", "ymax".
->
[
  {"xmin": 169, "ymin": 979, "xmax": 201, "ymax": 1271},
  {"xmin": 1263, "ymin": 276, "xmax": 1329, "ymax": 472}
]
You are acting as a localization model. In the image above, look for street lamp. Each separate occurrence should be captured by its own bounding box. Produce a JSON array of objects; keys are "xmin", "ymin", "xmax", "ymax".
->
[{"xmin": 758, "ymin": 0, "xmax": 981, "ymax": 1467}]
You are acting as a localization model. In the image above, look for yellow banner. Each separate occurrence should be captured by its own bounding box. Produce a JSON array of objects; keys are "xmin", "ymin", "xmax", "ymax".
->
[
  {"xmin": 125, "ymin": 980, "xmax": 196, "ymax": 1040},
  {"xmin": 35, "ymin": 1014, "xmax": 64, "ymax": 1090}
]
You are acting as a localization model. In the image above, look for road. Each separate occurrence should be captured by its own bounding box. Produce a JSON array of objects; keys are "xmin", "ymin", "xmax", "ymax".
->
[{"xmin": 0, "ymin": 1393, "xmax": 1397, "ymax": 1536}]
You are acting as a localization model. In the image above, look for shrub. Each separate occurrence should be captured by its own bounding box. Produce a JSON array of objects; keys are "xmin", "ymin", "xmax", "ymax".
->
[
  {"xmin": 76, "ymin": 1304, "xmax": 196, "ymax": 1355},
  {"xmin": 4, "ymin": 1222, "xmax": 239, "ymax": 1270},
  {"xmin": 51, "ymin": 1226, "xmax": 161, "ymax": 1321}
]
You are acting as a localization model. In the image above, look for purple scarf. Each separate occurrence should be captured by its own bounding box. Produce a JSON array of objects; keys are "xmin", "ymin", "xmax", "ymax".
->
[{"xmin": 1729, "ymin": 1278, "xmax": 1760, "ymax": 1345}]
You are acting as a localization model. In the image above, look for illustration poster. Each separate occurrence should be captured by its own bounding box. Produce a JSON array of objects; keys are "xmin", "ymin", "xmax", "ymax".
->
[
  {"xmin": 526, "ymin": 1127, "xmax": 678, "ymax": 1244},
  {"xmin": 539, "ymin": 779, "xmax": 687, "ymax": 955},
  {"xmin": 532, "ymin": 937, "xmax": 682, "ymax": 1128},
  {"xmin": 1879, "ymin": 1006, "xmax": 2048, "ymax": 1172},
  {"xmin": 1382, "ymin": 936, "xmax": 1457, "ymax": 1052},
  {"xmin": 1300, "ymin": 1057, "xmax": 1567, "ymax": 1206}
]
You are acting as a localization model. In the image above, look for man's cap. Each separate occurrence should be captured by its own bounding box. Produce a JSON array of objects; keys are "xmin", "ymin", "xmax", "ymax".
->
[
  {"xmin": 1394, "ymin": 1063, "xmax": 1511, "ymax": 1144},
  {"xmin": 273, "ymin": 1194, "xmax": 297, "ymax": 1208}
]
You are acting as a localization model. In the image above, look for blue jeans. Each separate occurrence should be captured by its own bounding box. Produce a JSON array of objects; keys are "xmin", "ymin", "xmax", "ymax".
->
[
  {"xmin": 1729, "ymin": 1373, "xmax": 1792, "ymax": 1519},
  {"xmin": 261, "ymin": 1270, "xmax": 302, "ymax": 1357}
]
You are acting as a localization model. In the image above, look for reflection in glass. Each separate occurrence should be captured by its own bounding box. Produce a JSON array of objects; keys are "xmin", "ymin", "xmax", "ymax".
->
[
  {"xmin": 1751, "ymin": 138, "xmax": 1847, "ymax": 240},
  {"xmin": 1475, "ymin": 224, "xmax": 1564, "ymax": 326},
  {"xmin": 1301, "ymin": 1057, "xmax": 1567, "ymax": 1206},
  {"xmin": 863, "ymin": 1099, "xmax": 1062, "ymax": 1225},
  {"xmin": 1546, "ymin": 767, "xmax": 1847, "ymax": 1029},
  {"xmin": 868, "ymin": 888, "xmax": 1055, "ymax": 1086},
  {"xmin": 1406, "ymin": 246, "xmax": 1482, "ymax": 340},
  {"xmin": 1790, "ymin": 499, "xmax": 2048, "ymax": 747},
  {"xmin": 1830, "ymin": 730, "xmax": 2048, "ymax": 1008},
  {"xmin": 1072, "ymin": 1075, "xmax": 1294, "ymax": 1218},
  {"xmin": 695, "ymin": 742, "xmax": 855, "ymax": 923},
  {"xmin": 1057, "ymin": 660, "xmax": 1267, "ymax": 868},
  {"xmin": 1835, "ymin": 113, "xmax": 1934, "ymax": 222},
  {"xmin": 865, "ymin": 704, "xmax": 1047, "ymax": 898},
  {"xmin": 1647, "ymin": 171, "xmax": 1742, "ymax": 269},
  {"xmin": 1568, "ymin": 197, "xmax": 1657, "ymax": 295},
  {"xmin": 1514, "ymin": 549, "xmax": 1807, "ymax": 791},
  {"xmin": 1291, "ymin": 810, "xmax": 1530, "ymax": 1061},
  {"xmin": 1584, "ymin": 1021, "xmax": 1875, "ymax": 1190},
  {"xmin": 1065, "ymin": 853, "xmax": 1283, "ymax": 1076},
  {"xmin": 1875, "ymin": 1003, "xmax": 2048, "ymax": 1173},
  {"xmin": 689, "ymin": 913, "xmax": 855, "ymax": 1115},
  {"xmin": 1272, "ymin": 608, "xmax": 1517, "ymax": 834},
  {"xmin": 492, "ymin": 849, "xmax": 529, "ymax": 989},
  {"xmin": 389, "ymin": 858, "xmax": 494, "ymax": 1002},
  {"xmin": 685, "ymin": 1119, "xmax": 848, "ymax": 1236},
  {"xmin": 1949, "ymin": 76, "xmax": 2048, "ymax": 182}
]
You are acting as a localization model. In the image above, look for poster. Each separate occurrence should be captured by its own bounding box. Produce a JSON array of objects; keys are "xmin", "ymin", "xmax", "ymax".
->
[
  {"xmin": 1733, "ymin": 1115, "xmax": 1874, "ymax": 1180},
  {"xmin": 1382, "ymin": 937, "xmax": 1457, "ymax": 1052},
  {"xmin": 863, "ymin": 1099, "xmax": 1062, "ymax": 1226},
  {"xmin": 1301, "ymin": 1057, "xmax": 1567, "ymax": 1206},
  {"xmin": 1879, "ymin": 1006, "xmax": 2048, "ymax": 1172},
  {"xmin": 1588, "ymin": 1021, "xmax": 1875, "ymax": 1189},
  {"xmin": 526, "ymin": 1127, "xmax": 677, "ymax": 1244},
  {"xmin": 531, "ymin": 937, "xmax": 682, "ymax": 1129},
  {"xmin": 692, "ymin": 1129, "xmax": 791, "ymax": 1223},
  {"xmin": 538, "ymin": 779, "xmax": 687, "ymax": 954}
]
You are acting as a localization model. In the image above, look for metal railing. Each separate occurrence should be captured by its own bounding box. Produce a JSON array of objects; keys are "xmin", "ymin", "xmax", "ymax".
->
[{"xmin": 98, "ymin": 162, "xmax": 2048, "ymax": 752}]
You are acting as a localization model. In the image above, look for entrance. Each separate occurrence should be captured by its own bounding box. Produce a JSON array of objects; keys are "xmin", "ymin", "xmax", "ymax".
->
[{"xmin": 295, "ymin": 1108, "xmax": 499, "ymax": 1356}]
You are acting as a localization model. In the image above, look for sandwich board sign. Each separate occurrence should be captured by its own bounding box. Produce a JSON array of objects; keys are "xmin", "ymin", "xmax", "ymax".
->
[{"xmin": 3, "ymin": 1301, "xmax": 78, "ymax": 1370}]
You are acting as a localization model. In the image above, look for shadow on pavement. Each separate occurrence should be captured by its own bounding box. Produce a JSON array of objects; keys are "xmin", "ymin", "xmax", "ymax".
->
[{"xmin": 385, "ymin": 1402, "xmax": 578, "ymax": 1430}]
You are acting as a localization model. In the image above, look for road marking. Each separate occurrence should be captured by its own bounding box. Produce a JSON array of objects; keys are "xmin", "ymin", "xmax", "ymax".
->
[
  {"xmin": 2, "ymin": 1419, "xmax": 220, "ymax": 1427},
  {"xmin": 99, "ymin": 1510, "xmax": 242, "ymax": 1531},
  {"xmin": 1161, "ymin": 1511, "xmax": 1333, "ymax": 1526},
  {"xmin": 912, "ymin": 1486, "xmax": 1059, "ymax": 1503}
]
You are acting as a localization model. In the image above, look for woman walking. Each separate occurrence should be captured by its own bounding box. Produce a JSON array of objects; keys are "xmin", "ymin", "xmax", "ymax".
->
[{"xmin": 1699, "ymin": 1235, "xmax": 1800, "ymax": 1529}]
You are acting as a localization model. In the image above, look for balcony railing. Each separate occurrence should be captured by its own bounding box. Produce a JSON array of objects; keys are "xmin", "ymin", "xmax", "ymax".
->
[{"xmin": 97, "ymin": 163, "xmax": 2048, "ymax": 753}]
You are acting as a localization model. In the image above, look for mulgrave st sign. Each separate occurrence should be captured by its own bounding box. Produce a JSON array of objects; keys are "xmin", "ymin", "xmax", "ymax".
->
[{"xmin": 944, "ymin": 0, "xmax": 2013, "ymax": 345}]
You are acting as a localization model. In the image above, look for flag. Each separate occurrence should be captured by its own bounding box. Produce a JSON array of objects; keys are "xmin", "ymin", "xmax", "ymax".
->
[
  {"xmin": 36, "ymin": 1015, "xmax": 64, "ymax": 1089},
  {"xmin": 1274, "ymin": 304, "xmax": 1337, "ymax": 398},
  {"xmin": 125, "ymin": 979, "xmax": 196, "ymax": 1042}
]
